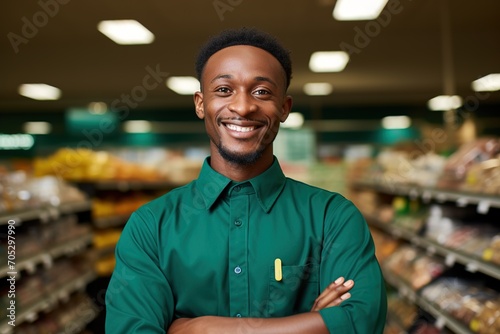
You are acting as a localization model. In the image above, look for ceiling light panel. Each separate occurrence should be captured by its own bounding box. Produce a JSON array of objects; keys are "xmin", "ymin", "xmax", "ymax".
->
[
  {"xmin": 303, "ymin": 83, "xmax": 333, "ymax": 96},
  {"xmin": 123, "ymin": 120, "xmax": 152, "ymax": 133},
  {"xmin": 23, "ymin": 122, "xmax": 52, "ymax": 134},
  {"xmin": 309, "ymin": 51, "xmax": 349, "ymax": 72},
  {"xmin": 381, "ymin": 116, "xmax": 411, "ymax": 129},
  {"xmin": 333, "ymin": 0, "xmax": 389, "ymax": 21},
  {"xmin": 472, "ymin": 73, "xmax": 500, "ymax": 92},
  {"xmin": 166, "ymin": 76, "xmax": 200, "ymax": 95},
  {"xmin": 427, "ymin": 95, "xmax": 463, "ymax": 111},
  {"xmin": 98, "ymin": 20, "xmax": 155, "ymax": 45},
  {"xmin": 18, "ymin": 83, "xmax": 61, "ymax": 100}
]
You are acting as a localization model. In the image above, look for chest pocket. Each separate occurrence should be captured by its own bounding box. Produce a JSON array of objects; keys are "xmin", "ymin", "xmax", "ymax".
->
[{"xmin": 268, "ymin": 264, "xmax": 319, "ymax": 317}]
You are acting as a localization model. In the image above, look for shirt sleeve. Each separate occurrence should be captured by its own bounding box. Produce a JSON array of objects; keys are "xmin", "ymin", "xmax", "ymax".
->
[
  {"xmin": 105, "ymin": 208, "xmax": 174, "ymax": 333},
  {"xmin": 318, "ymin": 198, "xmax": 387, "ymax": 333}
]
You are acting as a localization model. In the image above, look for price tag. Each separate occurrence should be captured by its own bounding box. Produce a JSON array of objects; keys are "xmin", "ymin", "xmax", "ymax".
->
[
  {"xmin": 25, "ymin": 312, "xmax": 38, "ymax": 323},
  {"xmin": 435, "ymin": 316, "xmax": 446, "ymax": 329},
  {"xmin": 39, "ymin": 211, "xmax": 50, "ymax": 223},
  {"xmin": 436, "ymin": 193, "xmax": 447, "ymax": 203},
  {"xmin": 59, "ymin": 290, "xmax": 69, "ymax": 302},
  {"xmin": 466, "ymin": 262, "xmax": 478, "ymax": 273},
  {"xmin": 456, "ymin": 197, "xmax": 468, "ymax": 207},
  {"xmin": 25, "ymin": 261, "xmax": 36, "ymax": 274},
  {"xmin": 41, "ymin": 254, "xmax": 53, "ymax": 269},
  {"xmin": 409, "ymin": 188, "xmax": 419, "ymax": 200},
  {"xmin": 477, "ymin": 201, "xmax": 490, "ymax": 214},
  {"xmin": 422, "ymin": 191, "xmax": 432, "ymax": 203},
  {"xmin": 445, "ymin": 254, "xmax": 456, "ymax": 267}
]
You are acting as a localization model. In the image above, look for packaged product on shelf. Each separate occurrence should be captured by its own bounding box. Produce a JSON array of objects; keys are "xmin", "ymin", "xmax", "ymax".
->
[
  {"xmin": 383, "ymin": 245, "xmax": 445, "ymax": 290},
  {"xmin": 373, "ymin": 146, "xmax": 446, "ymax": 187},
  {"xmin": 484, "ymin": 235, "xmax": 500, "ymax": 265},
  {"xmin": 437, "ymin": 138, "xmax": 500, "ymax": 191},
  {"xmin": 0, "ymin": 171, "xmax": 87, "ymax": 213},
  {"xmin": 470, "ymin": 299, "xmax": 500, "ymax": 334},
  {"xmin": 421, "ymin": 277, "xmax": 499, "ymax": 330},
  {"xmin": 463, "ymin": 158, "xmax": 500, "ymax": 194},
  {"xmin": 387, "ymin": 295, "xmax": 418, "ymax": 329},
  {"xmin": 370, "ymin": 229, "xmax": 401, "ymax": 262}
]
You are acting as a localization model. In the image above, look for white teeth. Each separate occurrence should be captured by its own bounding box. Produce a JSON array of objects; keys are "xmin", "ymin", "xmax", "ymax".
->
[{"xmin": 226, "ymin": 124, "xmax": 255, "ymax": 132}]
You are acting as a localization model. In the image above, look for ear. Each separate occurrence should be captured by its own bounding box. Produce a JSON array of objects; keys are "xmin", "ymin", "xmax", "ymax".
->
[
  {"xmin": 194, "ymin": 91, "xmax": 205, "ymax": 119},
  {"xmin": 280, "ymin": 95, "xmax": 293, "ymax": 122}
]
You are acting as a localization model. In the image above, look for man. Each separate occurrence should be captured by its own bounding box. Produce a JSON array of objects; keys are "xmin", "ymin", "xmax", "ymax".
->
[{"xmin": 106, "ymin": 27, "xmax": 387, "ymax": 333}]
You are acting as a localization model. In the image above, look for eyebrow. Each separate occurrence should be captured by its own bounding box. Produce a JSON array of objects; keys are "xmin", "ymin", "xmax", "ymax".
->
[{"xmin": 210, "ymin": 74, "xmax": 278, "ymax": 88}]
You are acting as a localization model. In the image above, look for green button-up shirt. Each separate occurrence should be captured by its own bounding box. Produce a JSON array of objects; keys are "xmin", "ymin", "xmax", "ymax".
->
[{"xmin": 106, "ymin": 157, "xmax": 387, "ymax": 333}]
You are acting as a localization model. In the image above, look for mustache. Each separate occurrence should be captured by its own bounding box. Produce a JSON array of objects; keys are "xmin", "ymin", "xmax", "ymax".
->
[{"xmin": 216, "ymin": 117, "xmax": 267, "ymax": 126}]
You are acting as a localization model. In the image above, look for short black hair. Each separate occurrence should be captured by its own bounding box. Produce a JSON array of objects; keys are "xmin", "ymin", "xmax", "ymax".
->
[{"xmin": 195, "ymin": 27, "xmax": 292, "ymax": 89}]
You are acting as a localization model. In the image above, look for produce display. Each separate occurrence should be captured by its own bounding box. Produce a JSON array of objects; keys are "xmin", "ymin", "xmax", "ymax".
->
[{"xmin": 33, "ymin": 148, "xmax": 202, "ymax": 183}]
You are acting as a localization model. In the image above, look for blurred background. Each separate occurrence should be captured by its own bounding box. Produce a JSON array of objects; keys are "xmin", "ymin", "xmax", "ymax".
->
[{"xmin": 1, "ymin": 0, "xmax": 499, "ymax": 333}]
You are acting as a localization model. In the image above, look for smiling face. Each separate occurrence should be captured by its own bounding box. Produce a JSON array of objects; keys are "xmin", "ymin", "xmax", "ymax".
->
[{"xmin": 194, "ymin": 45, "xmax": 292, "ymax": 173}]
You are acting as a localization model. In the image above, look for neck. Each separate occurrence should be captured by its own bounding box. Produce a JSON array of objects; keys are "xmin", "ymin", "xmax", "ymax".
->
[{"xmin": 209, "ymin": 146, "xmax": 274, "ymax": 182}]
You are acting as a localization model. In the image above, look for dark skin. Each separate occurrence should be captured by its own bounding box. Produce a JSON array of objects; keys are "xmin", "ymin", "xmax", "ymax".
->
[{"xmin": 168, "ymin": 45, "xmax": 354, "ymax": 334}]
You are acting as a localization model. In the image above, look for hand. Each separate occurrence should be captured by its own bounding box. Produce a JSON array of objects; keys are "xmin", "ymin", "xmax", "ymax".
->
[{"xmin": 310, "ymin": 277, "xmax": 354, "ymax": 312}]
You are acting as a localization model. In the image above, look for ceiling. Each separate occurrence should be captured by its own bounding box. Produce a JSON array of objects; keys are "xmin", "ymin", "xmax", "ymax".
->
[{"xmin": 1, "ymin": 0, "xmax": 500, "ymax": 114}]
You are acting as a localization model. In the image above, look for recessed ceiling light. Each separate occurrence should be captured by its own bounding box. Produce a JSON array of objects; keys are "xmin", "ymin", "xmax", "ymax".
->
[
  {"xmin": 123, "ymin": 120, "xmax": 152, "ymax": 133},
  {"xmin": 18, "ymin": 83, "xmax": 61, "ymax": 100},
  {"xmin": 427, "ymin": 95, "xmax": 463, "ymax": 111},
  {"xmin": 88, "ymin": 102, "xmax": 108, "ymax": 114},
  {"xmin": 23, "ymin": 121, "xmax": 52, "ymax": 134},
  {"xmin": 281, "ymin": 112, "xmax": 304, "ymax": 129},
  {"xmin": 97, "ymin": 20, "xmax": 155, "ymax": 45},
  {"xmin": 333, "ymin": 0, "xmax": 389, "ymax": 21},
  {"xmin": 471, "ymin": 73, "xmax": 500, "ymax": 92},
  {"xmin": 166, "ymin": 76, "xmax": 200, "ymax": 95},
  {"xmin": 309, "ymin": 51, "xmax": 349, "ymax": 72},
  {"xmin": 303, "ymin": 83, "xmax": 333, "ymax": 96},
  {"xmin": 381, "ymin": 116, "xmax": 411, "ymax": 129}
]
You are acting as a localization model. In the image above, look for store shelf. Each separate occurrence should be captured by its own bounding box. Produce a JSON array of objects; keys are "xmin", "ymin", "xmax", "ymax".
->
[
  {"xmin": 0, "ymin": 233, "xmax": 93, "ymax": 277},
  {"xmin": 353, "ymin": 181, "xmax": 500, "ymax": 212},
  {"xmin": 367, "ymin": 215, "xmax": 500, "ymax": 280},
  {"xmin": 0, "ymin": 200, "xmax": 92, "ymax": 225},
  {"xmin": 383, "ymin": 270, "xmax": 473, "ymax": 334},
  {"xmin": 416, "ymin": 296, "xmax": 473, "ymax": 334},
  {"xmin": 0, "ymin": 271, "xmax": 96, "ymax": 334}
]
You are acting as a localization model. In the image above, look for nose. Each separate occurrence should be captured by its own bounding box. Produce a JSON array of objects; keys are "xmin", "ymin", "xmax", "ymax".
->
[{"xmin": 227, "ymin": 91, "xmax": 257, "ymax": 117}]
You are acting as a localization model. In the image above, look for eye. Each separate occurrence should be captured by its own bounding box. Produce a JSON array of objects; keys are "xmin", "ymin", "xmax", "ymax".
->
[
  {"xmin": 254, "ymin": 89, "xmax": 270, "ymax": 95},
  {"xmin": 215, "ymin": 87, "xmax": 231, "ymax": 94}
]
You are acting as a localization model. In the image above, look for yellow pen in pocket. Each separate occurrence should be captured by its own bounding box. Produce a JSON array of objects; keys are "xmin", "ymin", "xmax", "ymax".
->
[{"xmin": 274, "ymin": 258, "xmax": 282, "ymax": 281}]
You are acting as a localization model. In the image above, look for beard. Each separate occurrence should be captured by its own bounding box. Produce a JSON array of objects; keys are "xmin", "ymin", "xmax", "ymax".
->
[{"xmin": 216, "ymin": 141, "xmax": 265, "ymax": 166}]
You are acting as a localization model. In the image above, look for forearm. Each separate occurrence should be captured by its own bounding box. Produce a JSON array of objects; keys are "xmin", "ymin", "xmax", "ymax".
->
[{"xmin": 168, "ymin": 312, "xmax": 329, "ymax": 334}]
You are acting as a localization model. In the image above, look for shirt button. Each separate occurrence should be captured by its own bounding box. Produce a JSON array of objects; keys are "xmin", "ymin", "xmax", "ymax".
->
[
  {"xmin": 234, "ymin": 220, "xmax": 242, "ymax": 227},
  {"xmin": 236, "ymin": 313, "xmax": 242, "ymax": 318},
  {"xmin": 234, "ymin": 266, "xmax": 242, "ymax": 274},
  {"xmin": 234, "ymin": 185, "xmax": 241, "ymax": 192}
]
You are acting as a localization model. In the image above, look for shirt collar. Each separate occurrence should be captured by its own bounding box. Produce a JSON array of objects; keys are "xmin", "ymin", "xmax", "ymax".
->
[{"xmin": 195, "ymin": 156, "xmax": 286, "ymax": 213}]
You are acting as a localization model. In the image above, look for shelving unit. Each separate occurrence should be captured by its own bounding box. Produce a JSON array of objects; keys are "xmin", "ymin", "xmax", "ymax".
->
[
  {"xmin": 352, "ymin": 181, "xmax": 500, "ymax": 334},
  {"xmin": 0, "ymin": 198, "xmax": 95, "ymax": 334},
  {"xmin": 0, "ymin": 200, "xmax": 92, "ymax": 225},
  {"xmin": 352, "ymin": 181, "xmax": 500, "ymax": 212}
]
